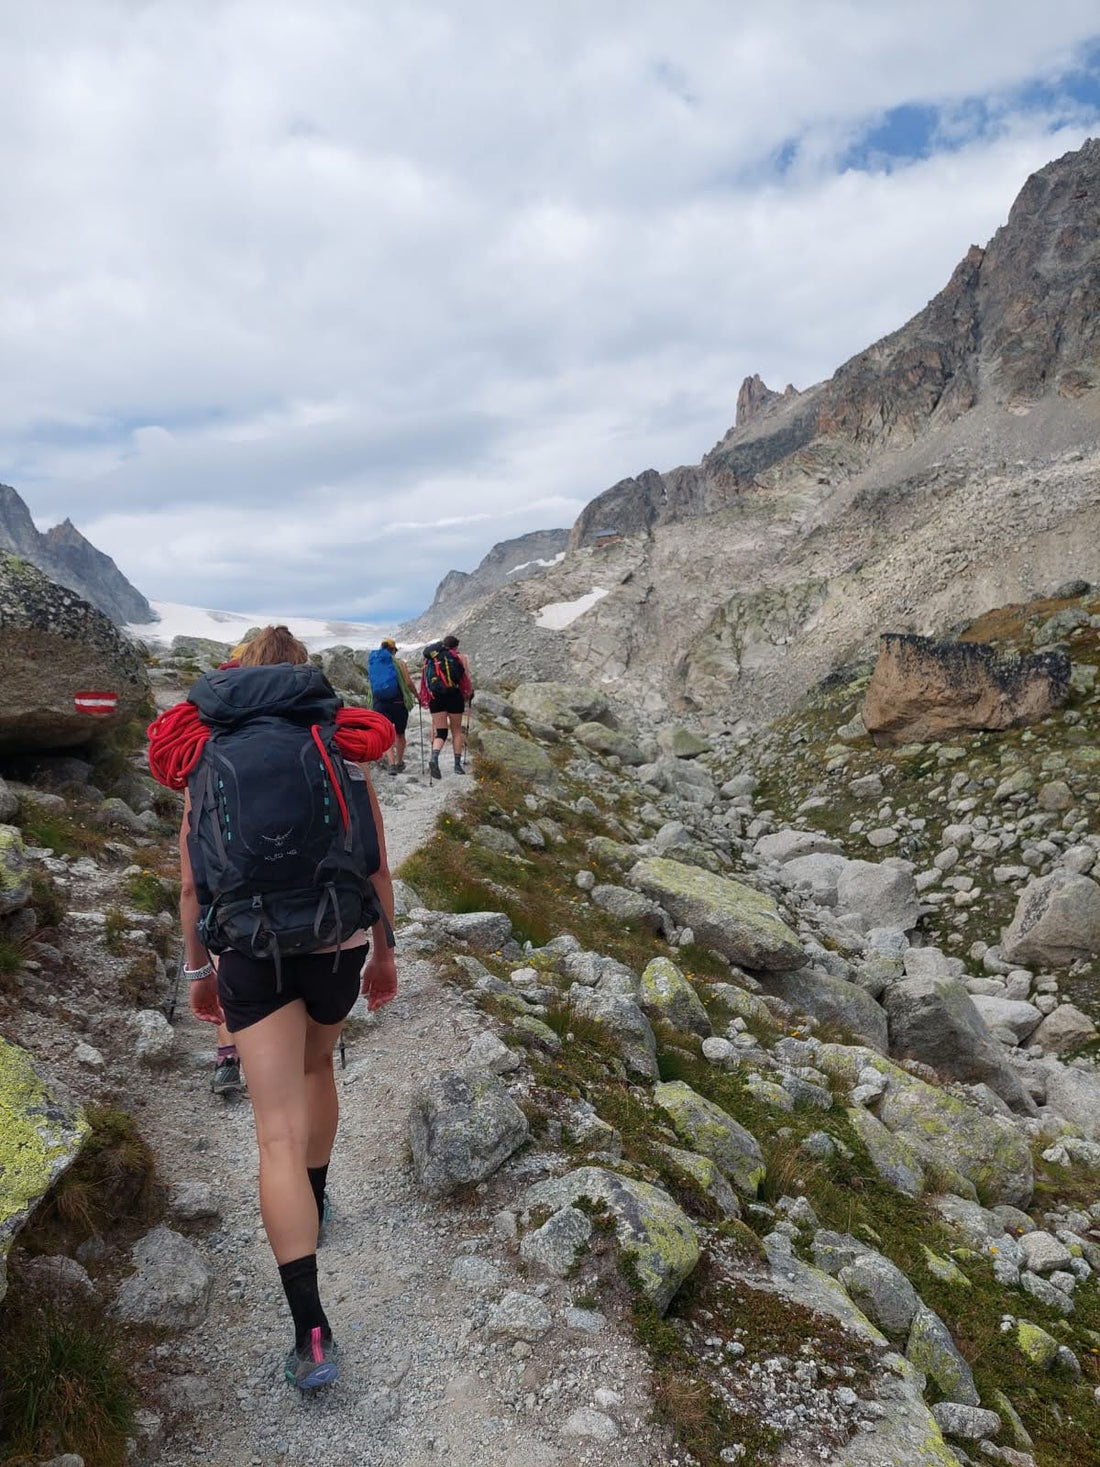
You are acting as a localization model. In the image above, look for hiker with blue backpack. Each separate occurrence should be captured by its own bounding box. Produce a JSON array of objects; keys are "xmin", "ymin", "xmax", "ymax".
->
[
  {"xmin": 148, "ymin": 623, "xmax": 398, "ymax": 1393},
  {"xmin": 366, "ymin": 637, "xmax": 416, "ymax": 775}
]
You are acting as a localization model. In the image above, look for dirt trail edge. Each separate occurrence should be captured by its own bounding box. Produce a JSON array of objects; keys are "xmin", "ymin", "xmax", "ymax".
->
[{"xmin": 143, "ymin": 751, "xmax": 666, "ymax": 1467}]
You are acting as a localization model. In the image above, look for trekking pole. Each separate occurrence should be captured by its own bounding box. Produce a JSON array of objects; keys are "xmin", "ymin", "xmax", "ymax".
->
[
  {"xmin": 417, "ymin": 702, "xmax": 426, "ymax": 777},
  {"xmin": 164, "ymin": 946, "xmax": 185, "ymax": 1024}
]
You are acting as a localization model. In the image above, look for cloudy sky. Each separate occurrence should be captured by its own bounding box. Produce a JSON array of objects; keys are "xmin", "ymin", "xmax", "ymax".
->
[{"xmin": 3, "ymin": 2, "xmax": 1099, "ymax": 623}]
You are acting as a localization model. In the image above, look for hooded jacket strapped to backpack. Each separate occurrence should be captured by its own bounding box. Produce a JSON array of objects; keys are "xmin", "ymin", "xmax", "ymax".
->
[{"xmin": 176, "ymin": 663, "xmax": 390, "ymax": 980}]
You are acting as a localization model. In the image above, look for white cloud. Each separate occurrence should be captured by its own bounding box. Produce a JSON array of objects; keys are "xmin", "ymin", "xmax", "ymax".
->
[{"xmin": 0, "ymin": 1, "xmax": 1097, "ymax": 617}]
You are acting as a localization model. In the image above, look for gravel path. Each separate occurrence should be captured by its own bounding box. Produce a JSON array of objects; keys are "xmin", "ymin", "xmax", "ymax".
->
[{"xmin": 135, "ymin": 720, "xmax": 666, "ymax": 1467}]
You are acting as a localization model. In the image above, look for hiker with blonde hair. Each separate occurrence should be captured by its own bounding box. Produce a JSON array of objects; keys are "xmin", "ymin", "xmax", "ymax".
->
[{"xmin": 148, "ymin": 624, "xmax": 397, "ymax": 1392}]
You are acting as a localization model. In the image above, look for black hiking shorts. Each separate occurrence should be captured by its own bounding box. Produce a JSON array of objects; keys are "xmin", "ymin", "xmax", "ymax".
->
[
  {"xmin": 217, "ymin": 945, "xmax": 367, "ymax": 1033},
  {"xmin": 373, "ymin": 695, "xmax": 409, "ymax": 736},
  {"xmin": 428, "ymin": 688, "xmax": 465, "ymax": 716}
]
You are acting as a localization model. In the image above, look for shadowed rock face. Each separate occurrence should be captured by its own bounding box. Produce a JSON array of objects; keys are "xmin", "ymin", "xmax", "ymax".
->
[
  {"xmin": 0, "ymin": 553, "xmax": 150, "ymax": 753},
  {"xmin": 0, "ymin": 485, "xmax": 152, "ymax": 625},
  {"xmin": 861, "ymin": 634, "xmax": 1070, "ymax": 746}
]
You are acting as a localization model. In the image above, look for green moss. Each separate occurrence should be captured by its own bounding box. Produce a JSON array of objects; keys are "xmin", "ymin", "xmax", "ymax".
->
[{"xmin": 0, "ymin": 1038, "xmax": 88, "ymax": 1238}]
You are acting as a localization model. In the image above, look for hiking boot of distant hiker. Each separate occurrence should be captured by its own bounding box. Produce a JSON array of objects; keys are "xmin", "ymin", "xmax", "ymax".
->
[
  {"xmin": 211, "ymin": 1056, "xmax": 244, "ymax": 1096},
  {"xmin": 392, "ymin": 760, "xmax": 406, "ymax": 774},
  {"xmin": 429, "ymin": 753, "xmax": 441, "ymax": 781},
  {"xmin": 284, "ymin": 1328, "xmax": 339, "ymax": 1391},
  {"xmin": 454, "ymin": 757, "xmax": 465, "ymax": 775}
]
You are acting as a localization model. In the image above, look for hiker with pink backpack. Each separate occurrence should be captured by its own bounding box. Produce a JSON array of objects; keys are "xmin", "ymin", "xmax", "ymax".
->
[{"xmin": 419, "ymin": 633, "xmax": 474, "ymax": 780}]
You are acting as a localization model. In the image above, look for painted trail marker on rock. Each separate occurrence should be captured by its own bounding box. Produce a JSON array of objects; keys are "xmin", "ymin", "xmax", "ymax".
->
[{"xmin": 74, "ymin": 690, "xmax": 119, "ymax": 716}]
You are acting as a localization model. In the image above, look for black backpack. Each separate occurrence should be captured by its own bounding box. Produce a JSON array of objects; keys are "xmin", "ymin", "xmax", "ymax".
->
[
  {"xmin": 423, "ymin": 642, "xmax": 464, "ymax": 696},
  {"xmin": 185, "ymin": 663, "xmax": 383, "ymax": 975}
]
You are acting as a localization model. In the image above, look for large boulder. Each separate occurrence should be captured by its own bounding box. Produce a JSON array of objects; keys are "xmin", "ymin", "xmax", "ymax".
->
[
  {"xmin": 765, "ymin": 968, "xmax": 888, "ymax": 1053},
  {"xmin": 627, "ymin": 858, "xmax": 804, "ymax": 971},
  {"xmin": 845, "ymin": 1106, "xmax": 924, "ymax": 1197},
  {"xmin": 838, "ymin": 1252, "xmax": 921, "ymax": 1342},
  {"xmin": 409, "ymin": 1068, "xmax": 529, "ymax": 1196},
  {"xmin": 876, "ymin": 1067, "xmax": 1034, "ymax": 1207},
  {"xmin": 589, "ymin": 883, "xmax": 669, "ymax": 935},
  {"xmin": 906, "ymin": 1304, "xmax": 980, "ymax": 1406},
  {"xmin": 115, "ymin": 1225, "xmax": 212, "ymax": 1330},
  {"xmin": 0, "ymin": 825, "xmax": 31, "ymax": 917},
  {"xmin": 314, "ymin": 645, "xmax": 369, "ymax": 696},
  {"xmin": 835, "ymin": 859, "xmax": 920, "ymax": 931},
  {"xmin": 652, "ymin": 1081, "xmax": 766, "ymax": 1195},
  {"xmin": 883, "ymin": 976, "xmax": 1036, "ymax": 1110},
  {"xmin": 569, "ymin": 989, "xmax": 658, "ymax": 1081},
  {"xmin": 774, "ymin": 852, "xmax": 849, "ymax": 907},
  {"xmin": 640, "ymin": 957, "xmax": 712, "ymax": 1037},
  {"xmin": 1031, "ymin": 1003, "xmax": 1098, "ymax": 1054},
  {"xmin": 1033, "ymin": 1058, "xmax": 1100, "ymax": 1140},
  {"xmin": 656, "ymin": 725, "xmax": 711, "ymax": 759},
  {"xmin": 169, "ymin": 634, "xmax": 233, "ymax": 666},
  {"xmin": 522, "ymin": 1166, "xmax": 699, "ymax": 1313},
  {"xmin": 0, "ymin": 1037, "xmax": 88, "ymax": 1302},
  {"xmin": 477, "ymin": 727, "xmax": 559, "ymax": 787},
  {"xmin": 511, "ymin": 682, "xmax": 611, "ymax": 731},
  {"xmin": 861, "ymin": 633, "xmax": 1070, "ymax": 747},
  {"xmin": 573, "ymin": 722, "xmax": 646, "ymax": 765},
  {"xmin": 1001, "ymin": 870, "xmax": 1100, "ymax": 966},
  {"xmin": 755, "ymin": 830, "xmax": 844, "ymax": 864},
  {"xmin": 0, "ymin": 552, "xmax": 150, "ymax": 753}
]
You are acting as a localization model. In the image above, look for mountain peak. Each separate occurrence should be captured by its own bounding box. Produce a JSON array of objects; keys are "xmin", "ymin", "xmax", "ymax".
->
[{"xmin": 0, "ymin": 484, "xmax": 152, "ymax": 625}]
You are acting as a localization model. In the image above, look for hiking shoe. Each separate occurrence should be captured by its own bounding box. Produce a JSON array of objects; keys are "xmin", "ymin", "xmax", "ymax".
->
[
  {"xmin": 453, "ymin": 758, "xmax": 465, "ymax": 775},
  {"xmin": 211, "ymin": 1057, "xmax": 244, "ymax": 1095},
  {"xmin": 392, "ymin": 760, "xmax": 406, "ymax": 773},
  {"xmin": 284, "ymin": 1328, "xmax": 339, "ymax": 1391},
  {"xmin": 428, "ymin": 756, "xmax": 441, "ymax": 782}
]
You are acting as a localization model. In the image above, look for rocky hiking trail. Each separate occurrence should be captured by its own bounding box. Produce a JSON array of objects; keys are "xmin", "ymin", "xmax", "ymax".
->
[{"xmin": 113, "ymin": 729, "xmax": 668, "ymax": 1467}]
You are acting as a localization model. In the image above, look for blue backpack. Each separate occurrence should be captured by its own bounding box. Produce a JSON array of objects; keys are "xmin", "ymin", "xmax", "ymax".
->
[
  {"xmin": 367, "ymin": 647, "xmax": 400, "ymax": 701},
  {"xmin": 185, "ymin": 663, "xmax": 383, "ymax": 978}
]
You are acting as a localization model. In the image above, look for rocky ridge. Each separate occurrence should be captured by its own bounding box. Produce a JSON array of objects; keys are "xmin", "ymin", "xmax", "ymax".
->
[
  {"xmin": 404, "ymin": 528, "xmax": 571, "ymax": 642},
  {"xmin": 0, "ymin": 483, "xmax": 153, "ymax": 625},
  {"xmin": 424, "ymin": 140, "xmax": 1100, "ymax": 727}
]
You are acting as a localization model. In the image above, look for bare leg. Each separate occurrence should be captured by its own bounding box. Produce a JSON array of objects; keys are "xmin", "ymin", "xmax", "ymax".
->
[
  {"xmin": 431, "ymin": 713, "xmax": 448, "ymax": 753},
  {"xmin": 304, "ymin": 1017, "xmax": 345, "ymax": 1169},
  {"xmin": 450, "ymin": 712, "xmax": 464, "ymax": 761},
  {"xmin": 232, "ymin": 1002, "xmax": 318, "ymax": 1263},
  {"xmin": 394, "ymin": 732, "xmax": 406, "ymax": 765}
]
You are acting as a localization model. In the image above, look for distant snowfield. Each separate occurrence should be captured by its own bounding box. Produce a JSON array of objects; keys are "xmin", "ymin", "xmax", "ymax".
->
[
  {"xmin": 127, "ymin": 601, "xmax": 392, "ymax": 653},
  {"xmin": 534, "ymin": 587, "xmax": 608, "ymax": 630},
  {"xmin": 507, "ymin": 552, "xmax": 566, "ymax": 576}
]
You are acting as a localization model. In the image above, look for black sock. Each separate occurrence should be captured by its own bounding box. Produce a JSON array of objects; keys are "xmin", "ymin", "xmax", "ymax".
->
[
  {"xmin": 307, "ymin": 1163, "xmax": 329, "ymax": 1226},
  {"xmin": 278, "ymin": 1254, "xmax": 330, "ymax": 1349}
]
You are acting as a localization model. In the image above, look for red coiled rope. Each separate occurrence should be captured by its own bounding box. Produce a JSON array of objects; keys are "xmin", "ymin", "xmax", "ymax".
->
[{"xmin": 147, "ymin": 702, "xmax": 395, "ymax": 790}]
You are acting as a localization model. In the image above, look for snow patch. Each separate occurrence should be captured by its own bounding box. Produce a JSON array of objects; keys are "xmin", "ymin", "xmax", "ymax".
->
[
  {"xmin": 507, "ymin": 552, "xmax": 566, "ymax": 576},
  {"xmin": 534, "ymin": 587, "xmax": 609, "ymax": 630},
  {"xmin": 127, "ymin": 601, "xmax": 390, "ymax": 653}
]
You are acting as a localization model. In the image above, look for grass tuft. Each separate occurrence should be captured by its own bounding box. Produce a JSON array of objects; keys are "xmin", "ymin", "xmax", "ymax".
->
[
  {"xmin": 26, "ymin": 1105, "xmax": 159, "ymax": 1253},
  {"xmin": 0, "ymin": 1285, "xmax": 135, "ymax": 1466}
]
